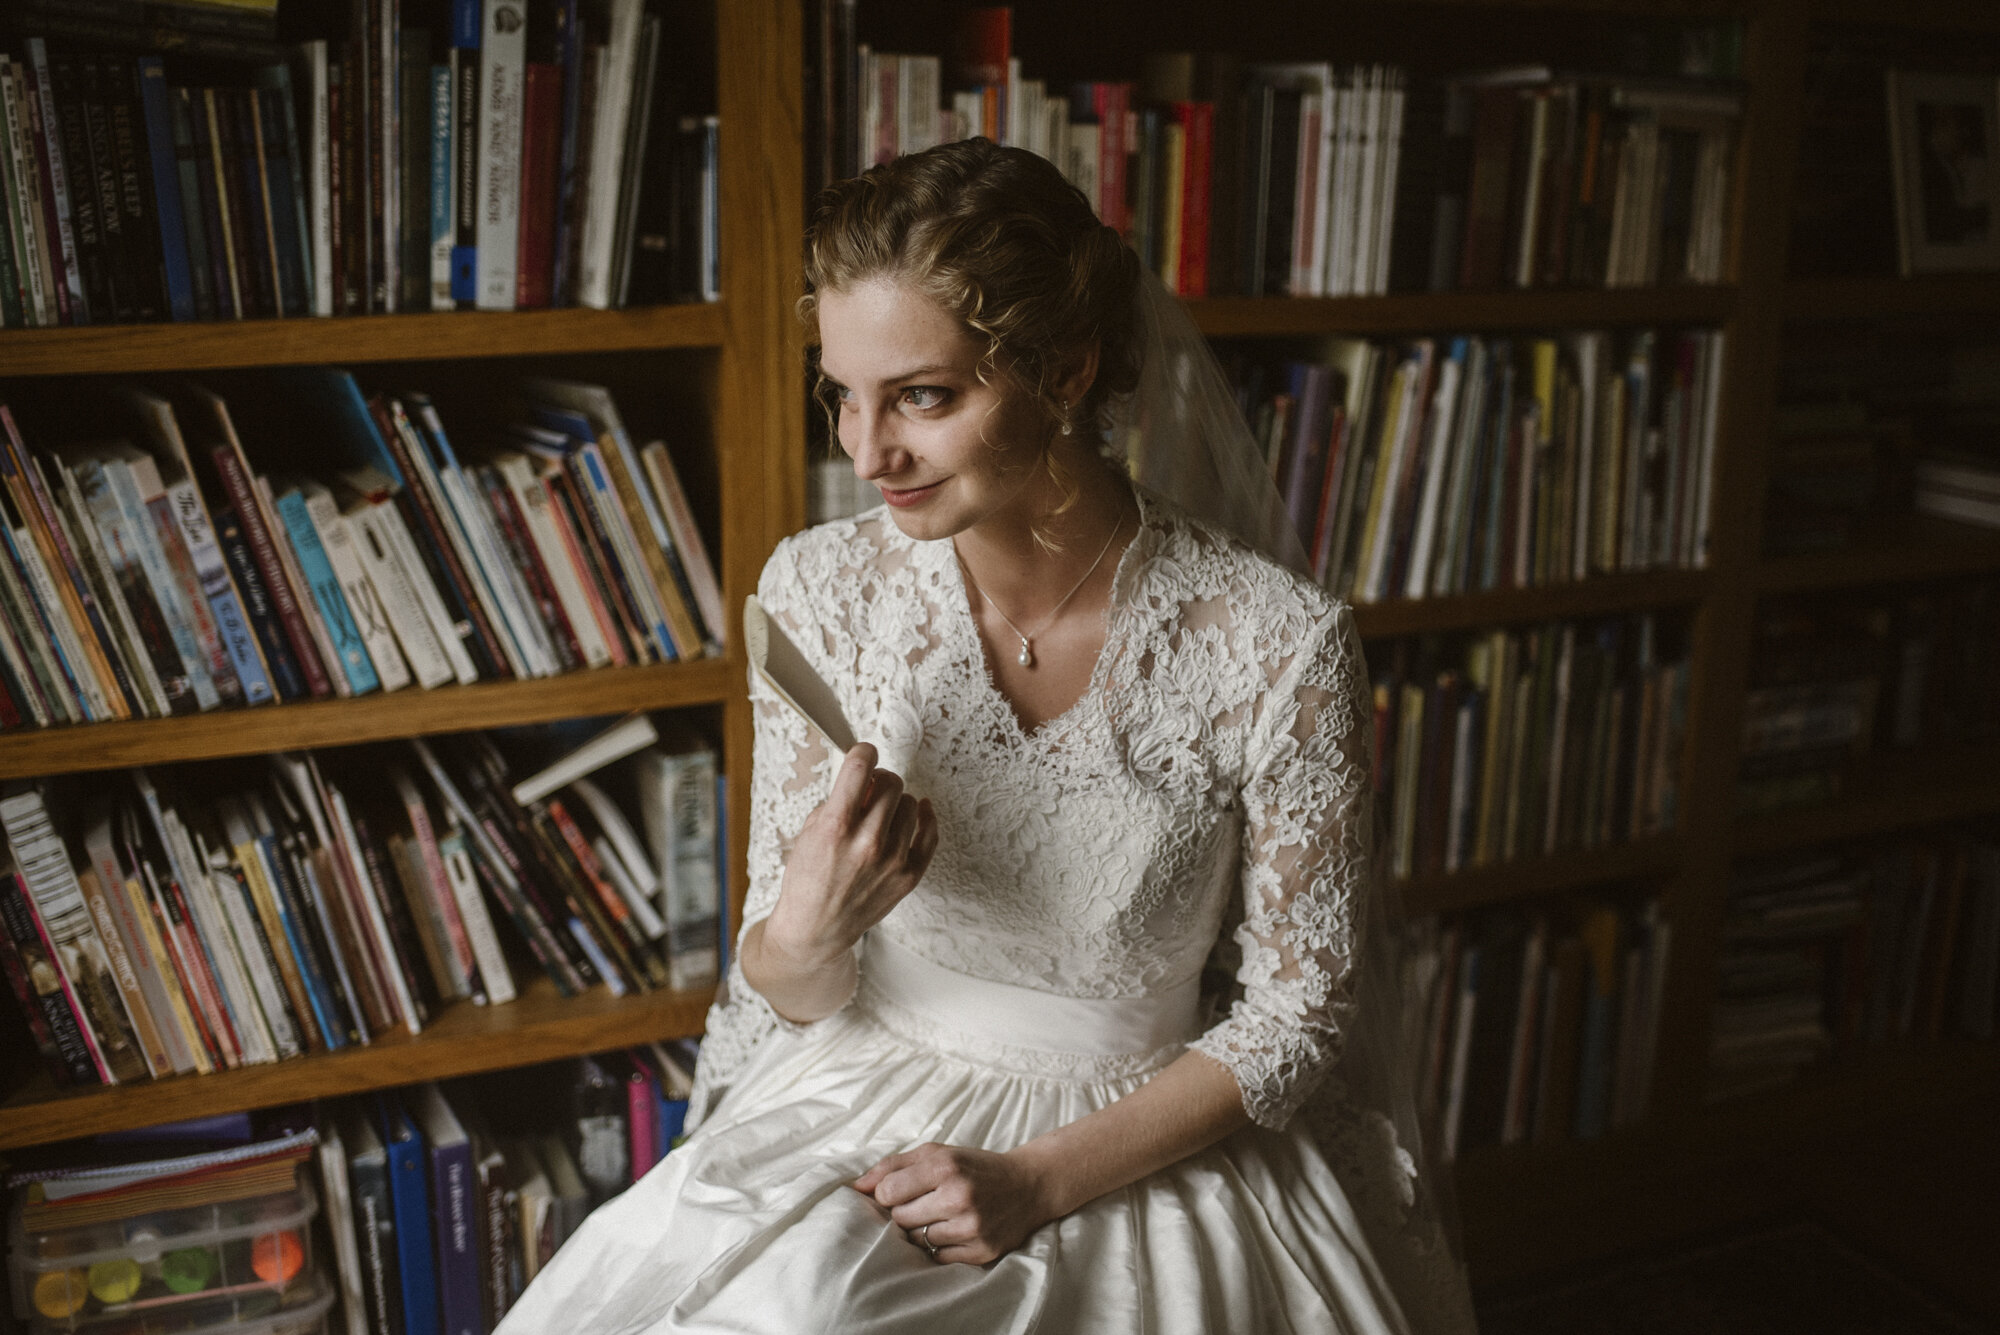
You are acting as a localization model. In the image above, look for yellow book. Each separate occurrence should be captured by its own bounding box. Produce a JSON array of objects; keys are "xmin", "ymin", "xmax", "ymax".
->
[
  {"xmin": 121, "ymin": 873, "xmax": 212, "ymax": 1075},
  {"xmin": 1350, "ymin": 358, "xmax": 1413, "ymax": 601},
  {"xmin": 1158, "ymin": 122, "xmax": 1186, "ymax": 289}
]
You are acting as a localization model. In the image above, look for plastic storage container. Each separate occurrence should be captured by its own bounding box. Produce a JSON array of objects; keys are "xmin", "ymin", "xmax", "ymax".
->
[{"xmin": 8, "ymin": 1174, "xmax": 327, "ymax": 1335}]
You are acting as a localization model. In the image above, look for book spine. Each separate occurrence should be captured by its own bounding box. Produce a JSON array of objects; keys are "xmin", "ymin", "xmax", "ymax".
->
[
  {"xmin": 449, "ymin": 0, "xmax": 480, "ymax": 304},
  {"xmin": 438, "ymin": 829, "xmax": 515, "ymax": 1003},
  {"xmin": 385, "ymin": 1099, "xmax": 443, "ymax": 1335},
  {"xmin": 165, "ymin": 85, "xmax": 216, "ymax": 320},
  {"xmin": 4, "ymin": 58, "xmax": 56, "ymax": 327},
  {"xmin": 101, "ymin": 458, "xmax": 220, "ymax": 710},
  {"xmin": 16, "ymin": 55, "xmax": 70, "ymax": 325},
  {"xmin": 233, "ymin": 86, "xmax": 281, "ymax": 318},
  {"xmin": 0, "ymin": 892, "xmax": 69, "ymax": 1076},
  {"xmin": 252, "ymin": 830, "xmax": 348, "ymax": 1050},
  {"xmin": 48, "ymin": 53, "xmax": 112, "ymax": 322},
  {"xmin": 277, "ymin": 488, "xmax": 381, "ymax": 694},
  {"xmin": 26, "ymin": 41, "xmax": 88, "ymax": 323},
  {"xmin": 166, "ymin": 476, "xmax": 273, "ymax": 705},
  {"xmin": 254, "ymin": 83, "xmax": 309, "ymax": 316},
  {"xmin": 307, "ymin": 486, "xmax": 410, "ymax": 691},
  {"xmin": 137, "ymin": 468, "xmax": 242, "ymax": 706},
  {"xmin": 76, "ymin": 863, "xmax": 172, "ymax": 1076},
  {"xmin": 210, "ymin": 444, "xmax": 332, "ymax": 697},
  {"xmin": 104, "ymin": 56, "xmax": 167, "ymax": 321},
  {"xmin": 345, "ymin": 503, "xmax": 455, "ymax": 688},
  {"xmin": 0, "ymin": 76, "xmax": 28, "ymax": 329},
  {"xmin": 52, "ymin": 458, "xmax": 169, "ymax": 718},
  {"xmin": 0, "ymin": 871, "xmax": 100, "ymax": 1085},
  {"xmin": 304, "ymin": 41, "xmax": 334, "ymax": 316},
  {"xmin": 347, "ymin": 1136, "xmax": 403, "ymax": 1335},
  {"xmin": 363, "ymin": 497, "xmax": 479, "ymax": 685},
  {"xmin": 230, "ymin": 832, "xmax": 322, "ymax": 1052},
  {"xmin": 431, "ymin": 1119, "xmax": 482, "ymax": 1335},
  {"xmin": 476, "ymin": 463, "xmax": 580, "ymax": 671},
  {"xmin": 351, "ymin": 810, "xmax": 436, "ymax": 1027},
  {"xmin": 133, "ymin": 58, "xmax": 194, "ymax": 320},
  {"xmin": 213, "ymin": 503, "xmax": 307, "ymax": 700},
  {"xmin": 193, "ymin": 87, "xmax": 242, "ymax": 317},
  {"xmin": 514, "ymin": 63, "xmax": 559, "ymax": 309},
  {"xmin": 474, "ymin": 0, "xmax": 524, "ymax": 311},
  {"xmin": 207, "ymin": 87, "xmax": 264, "ymax": 317},
  {"xmin": 212, "ymin": 856, "xmax": 301, "ymax": 1059},
  {"xmin": 430, "ymin": 62, "xmax": 454, "ymax": 308}
]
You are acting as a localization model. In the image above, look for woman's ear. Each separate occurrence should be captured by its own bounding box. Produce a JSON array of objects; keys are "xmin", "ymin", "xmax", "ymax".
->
[{"xmin": 1053, "ymin": 341, "xmax": 1101, "ymax": 411}]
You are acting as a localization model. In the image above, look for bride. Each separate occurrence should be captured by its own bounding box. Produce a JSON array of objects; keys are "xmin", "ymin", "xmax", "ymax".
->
[{"xmin": 496, "ymin": 138, "xmax": 1475, "ymax": 1334}]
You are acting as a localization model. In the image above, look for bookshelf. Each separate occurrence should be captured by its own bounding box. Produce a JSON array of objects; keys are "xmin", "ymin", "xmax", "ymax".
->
[
  {"xmin": 0, "ymin": 0, "xmax": 804, "ymax": 1159},
  {"xmin": 1, "ymin": 0, "xmax": 1996, "ymax": 1297}
]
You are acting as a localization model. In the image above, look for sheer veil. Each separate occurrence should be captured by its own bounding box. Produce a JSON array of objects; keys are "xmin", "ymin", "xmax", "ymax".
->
[{"xmin": 1106, "ymin": 269, "xmax": 1476, "ymax": 1331}]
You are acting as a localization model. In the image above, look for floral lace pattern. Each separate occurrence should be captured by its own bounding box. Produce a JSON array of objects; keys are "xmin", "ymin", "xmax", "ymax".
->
[{"xmin": 692, "ymin": 486, "xmax": 1372, "ymax": 1133}]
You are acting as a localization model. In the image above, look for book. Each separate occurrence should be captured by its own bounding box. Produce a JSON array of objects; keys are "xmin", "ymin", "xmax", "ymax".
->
[
  {"xmin": 630, "ymin": 741, "xmax": 721, "ymax": 992},
  {"xmin": 408, "ymin": 1084, "xmax": 482, "ymax": 1335},
  {"xmin": 338, "ymin": 1102, "xmax": 404, "ymax": 1335},
  {"xmin": 317, "ymin": 1114, "xmax": 370, "ymax": 1335},
  {"xmin": 474, "ymin": 0, "xmax": 525, "ymax": 311},
  {"xmin": 381, "ymin": 1093, "xmax": 441, "ymax": 1335},
  {"xmin": 0, "ymin": 858, "xmax": 100, "ymax": 1086},
  {"xmin": 511, "ymin": 712, "xmax": 660, "ymax": 807}
]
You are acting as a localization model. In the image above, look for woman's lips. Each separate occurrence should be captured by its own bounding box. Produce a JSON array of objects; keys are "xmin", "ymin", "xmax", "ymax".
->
[{"xmin": 880, "ymin": 479, "xmax": 944, "ymax": 508}]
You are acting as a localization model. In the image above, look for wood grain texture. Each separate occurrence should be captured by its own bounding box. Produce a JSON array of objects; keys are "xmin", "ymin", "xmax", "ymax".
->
[
  {"xmin": 1647, "ymin": 0, "xmax": 1812, "ymax": 1118},
  {"xmin": 1757, "ymin": 518, "xmax": 2000, "ymax": 592},
  {"xmin": 0, "ymin": 659, "xmax": 735, "ymax": 779},
  {"xmin": 1733, "ymin": 742, "xmax": 2000, "ymax": 857},
  {"xmin": 0, "ymin": 978, "xmax": 715, "ymax": 1150},
  {"xmin": 1784, "ymin": 273, "xmax": 2000, "ymax": 322},
  {"xmin": 0, "ymin": 304, "xmax": 727, "ymax": 376},
  {"xmin": 1400, "ymin": 835, "xmax": 1684, "ymax": 917},
  {"xmin": 1351, "ymin": 571, "xmax": 1710, "ymax": 640},
  {"xmin": 1189, "ymin": 287, "xmax": 1737, "ymax": 339}
]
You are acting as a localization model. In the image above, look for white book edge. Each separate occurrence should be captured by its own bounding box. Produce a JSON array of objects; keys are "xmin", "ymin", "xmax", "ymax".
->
[
  {"xmin": 474, "ymin": 0, "xmax": 525, "ymax": 311},
  {"xmin": 305, "ymin": 485, "xmax": 412, "ymax": 692},
  {"xmin": 510, "ymin": 712, "xmax": 660, "ymax": 807},
  {"xmin": 497, "ymin": 453, "xmax": 613, "ymax": 668},
  {"xmin": 440, "ymin": 828, "xmax": 515, "ymax": 1004},
  {"xmin": 358, "ymin": 498, "xmax": 478, "ymax": 686}
]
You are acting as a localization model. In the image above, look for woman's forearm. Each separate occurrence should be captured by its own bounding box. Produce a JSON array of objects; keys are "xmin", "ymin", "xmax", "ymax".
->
[
  {"xmin": 739, "ymin": 918, "xmax": 859, "ymax": 1024},
  {"xmin": 1011, "ymin": 1048, "xmax": 1252, "ymax": 1222}
]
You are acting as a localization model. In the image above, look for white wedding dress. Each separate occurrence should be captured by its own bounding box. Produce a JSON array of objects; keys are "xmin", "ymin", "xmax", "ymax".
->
[{"xmin": 496, "ymin": 488, "xmax": 1476, "ymax": 1334}]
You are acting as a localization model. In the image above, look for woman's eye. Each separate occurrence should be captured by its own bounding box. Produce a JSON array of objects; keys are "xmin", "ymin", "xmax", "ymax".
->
[{"xmin": 902, "ymin": 386, "xmax": 949, "ymax": 410}]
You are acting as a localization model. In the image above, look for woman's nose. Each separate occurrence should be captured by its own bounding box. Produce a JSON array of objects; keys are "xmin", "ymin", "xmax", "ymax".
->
[{"xmin": 842, "ymin": 408, "xmax": 905, "ymax": 481}]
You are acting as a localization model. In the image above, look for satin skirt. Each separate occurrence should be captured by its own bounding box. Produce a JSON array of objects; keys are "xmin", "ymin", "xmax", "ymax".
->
[{"xmin": 493, "ymin": 937, "xmax": 1415, "ymax": 1335}]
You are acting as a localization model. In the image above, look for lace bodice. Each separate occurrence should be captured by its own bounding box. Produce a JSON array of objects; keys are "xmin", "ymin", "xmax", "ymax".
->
[{"xmin": 697, "ymin": 486, "xmax": 1374, "ymax": 1131}]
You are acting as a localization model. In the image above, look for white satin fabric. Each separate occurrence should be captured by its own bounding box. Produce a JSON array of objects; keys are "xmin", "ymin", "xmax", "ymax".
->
[{"xmin": 494, "ymin": 934, "xmax": 1414, "ymax": 1334}]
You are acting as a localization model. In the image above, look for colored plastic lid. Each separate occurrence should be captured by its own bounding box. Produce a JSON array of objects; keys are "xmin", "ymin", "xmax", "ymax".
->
[
  {"xmin": 88, "ymin": 1256, "xmax": 144, "ymax": 1304},
  {"xmin": 251, "ymin": 1230, "xmax": 304, "ymax": 1284},
  {"xmin": 162, "ymin": 1245, "xmax": 217, "ymax": 1294},
  {"xmin": 32, "ymin": 1268, "xmax": 89, "ymax": 1319}
]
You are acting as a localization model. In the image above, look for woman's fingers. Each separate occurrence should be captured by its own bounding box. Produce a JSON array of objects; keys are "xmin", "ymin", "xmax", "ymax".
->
[
  {"xmin": 825, "ymin": 744, "xmax": 879, "ymax": 827},
  {"xmin": 852, "ymin": 1144, "xmax": 924, "ymax": 1194}
]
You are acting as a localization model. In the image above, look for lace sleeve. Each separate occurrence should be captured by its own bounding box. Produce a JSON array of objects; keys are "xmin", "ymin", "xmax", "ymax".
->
[
  {"xmin": 1189, "ymin": 602, "xmax": 1373, "ymax": 1131},
  {"xmin": 688, "ymin": 541, "xmax": 843, "ymax": 1115}
]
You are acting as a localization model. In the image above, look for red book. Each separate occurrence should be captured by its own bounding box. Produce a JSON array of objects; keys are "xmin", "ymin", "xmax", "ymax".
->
[
  {"xmin": 515, "ymin": 63, "xmax": 562, "ymax": 309},
  {"xmin": 1457, "ymin": 86, "xmax": 1522, "ymax": 290},
  {"xmin": 207, "ymin": 441, "xmax": 333, "ymax": 698},
  {"xmin": 1172, "ymin": 101, "xmax": 1213, "ymax": 298},
  {"xmin": 951, "ymin": 7, "xmax": 1011, "ymax": 87},
  {"xmin": 1092, "ymin": 83, "xmax": 1133, "ymax": 236}
]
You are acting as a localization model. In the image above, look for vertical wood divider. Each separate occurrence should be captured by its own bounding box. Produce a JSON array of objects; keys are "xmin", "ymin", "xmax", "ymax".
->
[
  {"xmin": 715, "ymin": 0, "xmax": 807, "ymax": 933},
  {"xmin": 1650, "ymin": 0, "xmax": 1809, "ymax": 1117}
]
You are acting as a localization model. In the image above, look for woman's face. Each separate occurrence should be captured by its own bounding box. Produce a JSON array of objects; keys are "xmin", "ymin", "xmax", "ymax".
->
[{"xmin": 816, "ymin": 277, "xmax": 1050, "ymax": 544}]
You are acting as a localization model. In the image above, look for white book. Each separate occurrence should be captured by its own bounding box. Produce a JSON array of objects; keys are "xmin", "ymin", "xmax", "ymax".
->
[
  {"xmin": 569, "ymin": 776, "xmax": 656, "ymax": 899},
  {"xmin": 316, "ymin": 1120, "xmax": 370, "ymax": 1335},
  {"xmin": 1326, "ymin": 69, "xmax": 1359, "ymax": 298},
  {"xmin": 440, "ymin": 461, "xmax": 556, "ymax": 676},
  {"xmin": 354, "ymin": 487, "xmax": 478, "ymax": 685},
  {"xmin": 198, "ymin": 832, "xmax": 300, "ymax": 1060},
  {"xmin": 1403, "ymin": 343, "xmax": 1466, "ymax": 600},
  {"xmin": 630, "ymin": 744, "xmax": 720, "ymax": 991},
  {"xmin": 1358, "ymin": 346, "xmax": 1430, "ymax": 601},
  {"xmin": 578, "ymin": 0, "xmax": 645, "ymax": 308},
  {"xmin": 341, "ymin": 499, "xmax": 456, "ymax": 688},
  {"xmin": 1514, "ymin": 92, "xmax": 1550, "ymax": 288},
  {"xmin": 303, "ymin": 482, "xmax": 411, "ymax": 692},
  {"xmin": 1, "ymin": 62, "xmax": 53, "ymax": 326},
  {"xmin": 511, "ymin": 713, "xmax": 660, "ymax": 807},
  {"xmin": 594, "ymin": 833, "xmax": 665, "ymax": 941},
  {"xmin": 438, "ymin": 824, "xmax": 515, "ymax": 1004},
  {"xmin": 163, "ymin": 805, "xmax": 277, "ymax": 1064},
  {"xmin": 898, "ymin": 55, "xmax": 940, "ymax": 155},
  {"xmin": 474, "ymin": 0, "xmax": 526, "ymax": 310},
  {"xmin": 390, "ymin": 403, "xmax": 531, "ymax": 677},
  {"xmin": 25, "ymin": 41, "xmax": 85, "ymax": 321},
  {"xmin": 305, "ymin": 40, "xmax": 334, "ymax": 317},
  {"xmin": 1348, "ymin": 68, "xmax": 1385, "ymax": 299},
  {"xmin": 495, "ymin": 452, "xmax": 612, "ymax": 668}
]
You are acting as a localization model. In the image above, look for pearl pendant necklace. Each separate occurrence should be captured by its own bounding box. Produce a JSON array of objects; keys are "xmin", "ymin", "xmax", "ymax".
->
[{"xmin": 957, "ymin": 515, "xmax": 1125, "ymax": 672}]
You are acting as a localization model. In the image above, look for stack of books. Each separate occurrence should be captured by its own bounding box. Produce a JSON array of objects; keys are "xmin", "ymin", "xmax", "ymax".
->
[
  {"xmin": 0, "ymin": 1, "xmax": 718, "ymax": 327},
  {"xmin": 1737, "ymin": 597, "xmax": 1888, "ymax": 813},
  {"xmin": 811, "ymin": 6, "xmax": 1742, "ymax": 298},
  {"xmin": 1368, "ymin": 614, "xmax": 1689, "ymax": 882},
  {"xmin": 1230, "ymin": 328, "xmax": 1724, "ymax": 602},
  {"xmin": 0, "ymin": 721, "xmax": 725, "ymax": 1089},
  {"xmin": 1410, "ymin": 896, "xmax": 1672, "ymax": 1158},
  {"xmin": 1710, "ymin": 834, "xmax": 2000, "ymax": 1101},
  {"xmin": 0, "ymin": 373, "xmax": 722, "ymax": 733},
  {"xmin": 1913, "ymin": 452, "xmax": 2000, "ymax": 530},
  {"xmin": 318, "ymin": 1058, "xmax": 692, "ymax": 1335}
]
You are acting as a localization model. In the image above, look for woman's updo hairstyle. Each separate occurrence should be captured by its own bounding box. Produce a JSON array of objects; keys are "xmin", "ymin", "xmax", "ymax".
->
[{"xmin": 801, "ymin": 137, "xmax": 1143, "ymax": 441}]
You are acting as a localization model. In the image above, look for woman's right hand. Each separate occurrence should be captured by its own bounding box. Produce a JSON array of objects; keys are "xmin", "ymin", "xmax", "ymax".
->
[{"xmin": 759, "ymin": 743, "xmax": 938, "ymax": 975}]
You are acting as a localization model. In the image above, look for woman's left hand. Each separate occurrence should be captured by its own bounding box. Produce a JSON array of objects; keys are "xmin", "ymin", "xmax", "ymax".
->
[{"xmin": 852, "ymin": 1142, "xmax": 1055, "ymax": 1265}]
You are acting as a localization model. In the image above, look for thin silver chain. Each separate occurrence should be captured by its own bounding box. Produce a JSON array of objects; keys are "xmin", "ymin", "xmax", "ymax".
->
[{"xmin": 955, "ymin": 515, "xmax": 1124, "ymax": 669}]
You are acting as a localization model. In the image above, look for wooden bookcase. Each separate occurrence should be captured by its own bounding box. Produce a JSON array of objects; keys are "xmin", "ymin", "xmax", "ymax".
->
[
  {"xmin": 1, "ymin": 0, "xmax": 1996, "ymax": 1292},
  {"xmin": 0, "ymin": 0, "xmax": 805, "ymax": 1150}
]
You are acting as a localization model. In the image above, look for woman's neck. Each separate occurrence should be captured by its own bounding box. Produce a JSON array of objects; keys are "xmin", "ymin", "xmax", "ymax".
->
[{"xmin": 951, "ymin": 450, "xmax": 1137, "ymax": 625}]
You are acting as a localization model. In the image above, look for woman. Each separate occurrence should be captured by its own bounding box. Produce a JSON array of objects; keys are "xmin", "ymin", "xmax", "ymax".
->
[{"xmin": 497, "ymin": 139, "xmax": 1474, "ymax": 1334}]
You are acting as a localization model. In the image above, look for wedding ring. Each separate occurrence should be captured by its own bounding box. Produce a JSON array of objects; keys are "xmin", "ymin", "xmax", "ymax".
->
[{"xmin": 918, "ymin": 1223, "xmax": 938, "ymax": 1260}]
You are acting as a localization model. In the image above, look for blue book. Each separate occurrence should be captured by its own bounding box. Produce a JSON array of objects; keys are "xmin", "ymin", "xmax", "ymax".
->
[
  {"xmin": 408, "ymin": 1085, "xmax": 482, "ymax": 1335},
  {"xmin": 449, "ymin": 0, "xmax": 481, "ymax": 303},
  {"xmin": 254, "ymin": 64, "xmax": 314, "ymax": 311},
  {"xmin": 135, "ymin": 58, "xmax": 196, "ymax": 322},
  {"xmin": 550, "ymin": 0, "xmax": 584, "ymax": 303},
  {"xmin": 213, "ymin": 504, "xmax": 307, "ymax": 700},
  {"xmin": 380, "ymin": 1094, "xmax": 441, "ymax": 1335},
  {"xmin": 275, "ymin": 487, "xmax": 380, "ymax": 694},
  {"xmin": 341, "ymin": 1105, "xmax": 405, "ymax": 1335},
  {"xmin": 253, "ymin": 85, "xmax": 310, "ymax": 317}
]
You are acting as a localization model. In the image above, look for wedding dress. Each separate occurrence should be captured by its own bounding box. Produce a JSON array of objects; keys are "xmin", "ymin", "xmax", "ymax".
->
[{"xmin": 495, "ymin": 488, "xmax": 1476, "ymax": 1334}]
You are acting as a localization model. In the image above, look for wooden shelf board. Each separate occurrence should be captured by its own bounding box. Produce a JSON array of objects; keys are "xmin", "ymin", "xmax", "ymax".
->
[
  {"xmin": 1400, "ymin": 834, "xmax": 1684, "ymax": 915},
  {"xmin": 1352, "ymin": 570, "xmax": 1709, "ymax": 640},
  {"xmin": 0, "ymin": 303, "xmax": 727, "ymax": 377},
  {"xmin": 1782, "ymin": 273, "xmax": 2000, "ymax": 322},
  {"xmin": 1756, "ymin": 519, "xmax": 2000, "ymax": 593},
  {"xmin": 0, "ymin": 977, "xmax": 715, "ymax": 1150},
  {"xmin": 1809, "ymin": 0, "xmax": 2000, "ymax": 34},
  {"xmin": 1188, "ymin": 287, "xmax": 1736, "ymax": 339},
  {"xmin": 1733, "ymin": 744, "xmax": 2000, "ymax": 857},
  {"xmin": 0, "ymin": 658, "xmax": 736, "ymax": 780}
]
